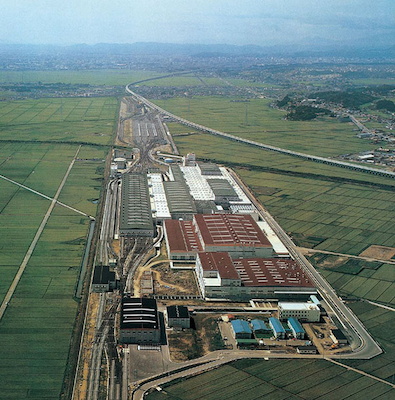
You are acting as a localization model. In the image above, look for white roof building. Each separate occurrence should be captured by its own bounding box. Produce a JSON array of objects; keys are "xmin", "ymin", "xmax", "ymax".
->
[
  {"xmin": 148, "ymin": 173, "xmax": 171, "ymax": 219},
  {"xmin": 278, "ymin": 302, "xmax": 320, "ymax": 322},
  {"xmin": 257, "ymin": 220, "xmax": 290, "ymax": 257}
]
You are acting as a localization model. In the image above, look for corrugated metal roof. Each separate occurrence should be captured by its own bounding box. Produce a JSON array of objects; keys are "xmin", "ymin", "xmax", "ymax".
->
[
  {"xmin": 269, "ymin": 317, "xmax": 285, "ymax": 333},
  {"xmin": 287, "ymin": 317, "xmax": 305, "ymax": 334},
  {"xmin": 120, "ymin": 173, "xmax": 153, "ymax": 232},
  {"xmin": 231, "ymin": 319, "xmax": 252, "ymax": 334},
  {"xmin": 194, "ymin": 214, "xmax": 272, "ymax": 248},
  {"xmin": 207, "ymin": 179, "xmax": 239, "ymax": 199},
  {"xmin": 251, "ymin": 319, "xmax": 271, "ymax": 332},
  {"xmin": 121, "ymin": 298, "xmax": 159, "ymax": 330},
  {"xmin": 167, "ymin": 305, "xmax": 189, "ymax": 319},
  {"xmin": 164, "ymin": 181, "xmax": 196, "ymax": 214}
]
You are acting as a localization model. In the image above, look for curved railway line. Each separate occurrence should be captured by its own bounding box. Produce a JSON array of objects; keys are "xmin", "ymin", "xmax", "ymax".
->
[{"xmin": 126, "ymin": 84, "xmax": 395, "ymax": 179}]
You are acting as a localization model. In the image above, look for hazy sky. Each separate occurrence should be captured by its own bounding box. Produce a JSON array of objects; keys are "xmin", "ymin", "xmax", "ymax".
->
[{"xmin": 0, "ymin": 0, "xmax": 394, "ymax": 46}]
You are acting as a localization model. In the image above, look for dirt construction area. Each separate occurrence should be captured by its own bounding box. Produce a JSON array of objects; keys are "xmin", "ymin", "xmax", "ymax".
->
[
  {"xmin": 152, "ymin": 262, "xmax": 199, "ymax": 296},
  {"xmin": 359, "ymin": 245, "xmax": 395, "ymax": 260}
]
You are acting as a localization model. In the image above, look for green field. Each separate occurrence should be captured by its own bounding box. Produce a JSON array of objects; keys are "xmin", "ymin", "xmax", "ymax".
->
[
  {"xmin": 342, "ymin": 302, "xmax": 395, "ymax": 385},
  {"xmin": 306, "ymin": 254, "xmax": 395, "ymax": 306},
  {"xmin": 146, "ymin": 358, "xmax": 394, "ymax": 400},
  {"xmin": 0, "ymin": 97, "xmax": 119, "ymax": 145},
  {"xmin": 153, "ymin": 96, "xmax": 380, "ymax": 157},
  {"xmin": 0, "ymin": 141, "xmax": 109, "ymax": 397},
  {"xmin": 321, "ymin": 268, "xmax": 395, "ymax": 305}
]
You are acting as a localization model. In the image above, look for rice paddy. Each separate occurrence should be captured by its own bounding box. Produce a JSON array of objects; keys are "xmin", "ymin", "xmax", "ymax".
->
[{"xmin": 146, "ymin": 358, "xmax": 394, "ymax": 400}]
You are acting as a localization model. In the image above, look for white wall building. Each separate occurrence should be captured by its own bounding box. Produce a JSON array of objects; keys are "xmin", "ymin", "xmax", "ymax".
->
[{"xmin": 278, "ymin": 302, "xmax": 320, "ymax": 322}]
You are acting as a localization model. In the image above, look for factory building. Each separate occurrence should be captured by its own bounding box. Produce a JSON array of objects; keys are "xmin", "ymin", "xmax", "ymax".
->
[
  {"xmin": 196, "ymin": 252, "xmax": 316, "ymax": 300},
  {"xmin": 269, "ymin": 317, "xmax": 286, "ymax": 339},
  {"xmin": 164, "ymin": 181, "xmax": 197, "ymax": 220},
  {"xmin": 180, "ymin": 164, "xmax": 253, "ymax": 210},
  {"xmin": 183, "ymin": 153, "xmax": 196, "ymax": 166},
  {"xmin": 147, "ymin": 173, "xmax": 171, "ymax": 220},
  {"xmin": 91, "ymin": 265, "xmax": 117, "ymax": 293},
  {"xmin": 197, "ymin": 162, "xmax": 222, "ymax": 176},
  {"xmin": 278, "ymin": 302, "xmax": 321, "ymax": 322},
  {"xmin": 207, "ymin": 179, "xmax": 240, "ymax": 204},
  {"xmin": 164, "ymin": 219, "xmax": 202, "ymax": 262},
  {"xmin": 194, "ymin": 200, "xmax": 219, "ymax": 215},
  {"xmin": 164, "ymin": 165, "xmax": 196, "ymax": 220},
  {"xmin": 287, "ymin": 317, "xmax": 305, "ymax": 339},
  {"xmin": 231, "ymin": 319, "xmax": 253, "ymax": 339},
  {"xmin": 251, "ymin": 319, "xmax": 272, "ymax": 337},
  {"xmin": 166, "ymin": 305, "xmax": 190, "ymax": 329},
  {"xmin": 193, "ymin": 214, "xmax": 273, "ymax": 258},
  {"xmin": 257, "ymin": 220, "xmax": 290, "ymax": 258},
  {"xmin": 119, "ymin": 298, "xmax": 161, "ymax": 344},
  {"xmin": 114, "ymin": 157, "xmax": 127, "ymax": 170},
  {"xmin": 164, "ymin": 213, "xmax": 273, "ymax": 263},
  {"xmin": 120, "ymin": 173, "xmax": 154, "ymax": 237},
  {"xmin": 196, "ymin": 252, "xmax": 241, "ymax": 297}
]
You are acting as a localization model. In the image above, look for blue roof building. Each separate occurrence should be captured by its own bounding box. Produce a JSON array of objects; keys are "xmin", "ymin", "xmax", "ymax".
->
[
  {"xmin": 251, "ymin": 319, "xmax": 271, "ymax": 332},
  {"xmin": 269, "ymin": 317, "xmax": 286, "ymax": 339},
  {"xmin": 287, "ymin": 317, "xmax": 305, "ymax": 339},
  {"xmin": 231, "ymin": 319, "xmax": 252, "ymax": 339}
]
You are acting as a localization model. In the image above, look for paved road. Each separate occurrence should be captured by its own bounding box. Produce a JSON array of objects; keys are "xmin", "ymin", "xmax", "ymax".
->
[{"xmin": 349, "ymin": 115, "xmax": 372, "ymax": 134}]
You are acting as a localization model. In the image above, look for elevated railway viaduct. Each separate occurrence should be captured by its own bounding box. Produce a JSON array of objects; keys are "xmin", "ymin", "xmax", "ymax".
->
[{"xmin": 126, "ymin": 84, "xmax": 395, "ymax": 180}]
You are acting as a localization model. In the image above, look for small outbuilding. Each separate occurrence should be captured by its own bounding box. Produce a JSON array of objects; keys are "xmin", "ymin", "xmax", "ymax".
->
[
  {"xmin": 91, "ymin": 265, "xmax": 117, "ymax": 293},
  {"xmin": 297, "ymin": 345, "xmax": 318, "ymax": 354},
  {"xmin": 166, "ymin": 305, "xmax": 190, "ymax": 329},
  {"xmin": 330, "ymin": 329, "xmax": 348, "ymax": 345}
]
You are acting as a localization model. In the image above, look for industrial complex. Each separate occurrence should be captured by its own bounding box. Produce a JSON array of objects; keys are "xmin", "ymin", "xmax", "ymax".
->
[
  {"xmin": 89, "ymin": 150, "xmax": 358, "ymax": 370},
  {"xmin": 75, "ymin": 90, "xmax": 380, "ymax": 400}
]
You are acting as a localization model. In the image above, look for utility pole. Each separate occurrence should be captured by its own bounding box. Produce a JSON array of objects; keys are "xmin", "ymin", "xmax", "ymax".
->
[{"xmin": 244, "ymin": 103, "xmax": 249, "ymax": 126}]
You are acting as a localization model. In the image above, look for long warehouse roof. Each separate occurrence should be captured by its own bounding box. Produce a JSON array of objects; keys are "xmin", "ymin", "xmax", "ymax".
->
[{"xmin": 120, "ymin": 173, "xmax": 153, "ymax": 231}]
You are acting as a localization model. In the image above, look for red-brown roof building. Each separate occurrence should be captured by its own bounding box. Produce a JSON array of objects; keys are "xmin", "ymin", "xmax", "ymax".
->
[
  {"xmin": 164, "ymin": 214, "xmax": 273, "ymax": 261},
  {"xmin": 164, "ymin": 219, "xmax": 203, "ymax": 261},
  {"xmin": 196, "ymin": 253, "xmax": 316, "ymax": 300}
]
